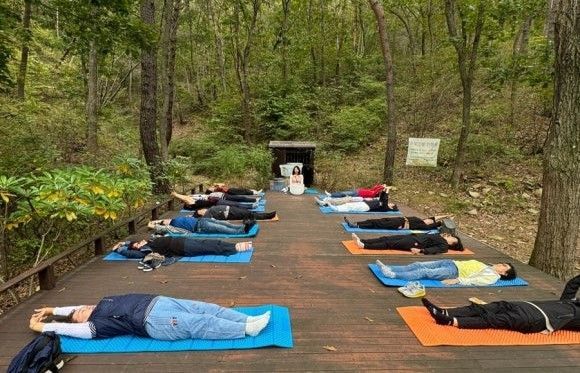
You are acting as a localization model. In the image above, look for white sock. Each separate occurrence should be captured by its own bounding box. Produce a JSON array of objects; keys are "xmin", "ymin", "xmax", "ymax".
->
[
  {"xmin": 245, "ymin": 311, "xmax": 271, "ymax": 336},
  {"xmin": 352, "ymin": 233, "xmax": 364, "ymax": 248},
  {"xmin": 324, "ymin": 190, "xmax": 331, "ymax": 197}
]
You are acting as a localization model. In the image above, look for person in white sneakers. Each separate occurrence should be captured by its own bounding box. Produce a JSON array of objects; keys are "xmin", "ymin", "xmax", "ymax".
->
[{"xmin": 375, "ymin": 259, "xmax": 516, "ymax": 286}]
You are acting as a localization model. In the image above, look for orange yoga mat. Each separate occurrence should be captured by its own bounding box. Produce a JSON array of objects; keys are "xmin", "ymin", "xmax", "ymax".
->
[
  {"xmin": 398, "ymin": 306, "xmax": 580, "ymax": 346},
  {"xmin": 341, "ymin": 240, "xmax": 474, "ymax": 255}
]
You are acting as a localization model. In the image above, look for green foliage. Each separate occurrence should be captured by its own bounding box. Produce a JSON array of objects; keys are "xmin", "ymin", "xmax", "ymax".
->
[
  {"xmin": 327, "ymin": 103, "xmax": 382, "ymax": 152},
  {"xmin": 0, "ymin": 2, "xmax": 18, "ymax": 91}
]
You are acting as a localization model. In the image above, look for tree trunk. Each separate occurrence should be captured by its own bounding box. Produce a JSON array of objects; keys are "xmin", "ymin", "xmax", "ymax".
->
[
  {"xmin": 232, "ymin": 0, "xmax": 261, "ymax": 142},
  {"xmin": 509, "ymin": 16, "xmax": 532, "ymax": 126},
  {"xmin": 280, "ymin": 0, "xmax": 291, "ymax": 85},
  {"xmin": 307, "ymin": 0, "xmax": 318, "ymax": 81},
  {"xmin": 445, "ymin": 0, "xmax": 485, "ymax": 187},
  {"xmin": 544, "ymin": 0, "xmax": 560, "ymax": 40},
  {"xmin": 529, "ymin": 0, "xmax": 579, "ymax": 279},
  {"xmin": 86, "ymin": 39, "xmax": 98, "ymax": 153},
  {"xmin": 160, "ymin": 0, "xmax": 181, "ymax": 159},
  {"xmin": 16, "ymin": 0, "xmax": 32, "ymax": 99},
  {"xmin": 207, "ymin": 0, "xmax": 226, "ymax": 92},
  {"xmin": 368, "ymin": 0, "xmax": 397, "ymax": 185},
  {"xmin": 140, "ymin": 0, "xmax": 169, "ymax": 194},
  {"xmin": 318, "ymin": 0, "xmax": 326, "ymax": 85}
]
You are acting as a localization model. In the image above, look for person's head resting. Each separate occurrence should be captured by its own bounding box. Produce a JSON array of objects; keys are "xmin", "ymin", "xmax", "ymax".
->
[
  {"xmin": 127, "ymin": 240, "xmax": 148, "ymax": 250},
  {"xmin": 69, "ymin": 305, "xmax": 96, "ymax": 323},
  {"xmin": 441, "ymin": 233, "xmax": 464, "ymax": 251},
  {"xmin": 493, "ymin": 263, "xmax": 517, "ymax": 280},
  {"xmin": 292, "ymin": 166, "xmax": 301, "ymax": 175},
  {"xmin": 192, "ymin": 208, "xmax": 207, "ymax": 218}
]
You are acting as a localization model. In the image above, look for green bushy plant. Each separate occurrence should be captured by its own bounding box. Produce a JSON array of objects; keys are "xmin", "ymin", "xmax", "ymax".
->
[{"xmin": 327, "ymin": 104, "xmax": 382, "ymax": 152}]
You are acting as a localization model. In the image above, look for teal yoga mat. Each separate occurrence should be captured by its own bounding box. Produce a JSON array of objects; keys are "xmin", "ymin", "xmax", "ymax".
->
[{"xmin": 103, "ymin": 250, "xmax": 253, "ymax": 263}]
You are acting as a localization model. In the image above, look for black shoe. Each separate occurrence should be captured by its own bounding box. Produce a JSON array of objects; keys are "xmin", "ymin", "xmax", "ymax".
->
[
  {"xmin": 243, "ymin": 219, "xmax": 256, "ymax": 233},
  {"xmin": 343, "ymin": 216, "xmax": 357, "ymax": 228}
]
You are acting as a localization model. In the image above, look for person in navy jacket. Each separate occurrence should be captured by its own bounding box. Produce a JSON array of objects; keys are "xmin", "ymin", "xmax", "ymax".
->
[{"xmin": 29, "ymin": 294, "xmax": 271, "ymax": 340}]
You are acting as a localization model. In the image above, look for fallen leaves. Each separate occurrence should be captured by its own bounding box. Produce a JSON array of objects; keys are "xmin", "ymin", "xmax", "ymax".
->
[
  {"xmin": 323, "ymin": 345, "xmax": 337, "ymax": 352},
  {"xmin": 364, "ymin": 317, "xmax": 374, "ymax": 322}
]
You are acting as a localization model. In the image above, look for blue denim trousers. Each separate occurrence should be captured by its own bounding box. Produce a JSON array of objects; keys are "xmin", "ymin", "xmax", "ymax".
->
[
  {"xmin": 144, "ymin": 297, "xmax": 247, "ymax": 340},
  {"xmin": 389, "ymin": 260, "xmax": 459, "ymax": 280},
  {"xmin": 196, "ymin": 218, "xmax": 245, "ymax": 234},
  {"xmin": 330, "ymin": 190, "xmax": 358, "ymax": 198}
]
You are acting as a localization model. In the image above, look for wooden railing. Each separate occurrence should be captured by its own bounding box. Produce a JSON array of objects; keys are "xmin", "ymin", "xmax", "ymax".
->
[{"xmin": 0, "ymin": 197, "xmax": 176, "ymax": 298}]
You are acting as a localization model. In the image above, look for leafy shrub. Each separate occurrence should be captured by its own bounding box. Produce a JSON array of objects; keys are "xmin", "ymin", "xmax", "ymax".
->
[{"xmin": 327, "ymin": 104, "xmax": 382, "ymax": 152}]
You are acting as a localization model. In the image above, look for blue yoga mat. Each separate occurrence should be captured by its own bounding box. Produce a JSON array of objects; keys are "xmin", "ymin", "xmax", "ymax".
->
[
  {"xmin": 103, "ymin": 250, "xmax": 253, "ymax": 263},
  {"xmin": 319, "ymin": 206, "xmax": 402, "ymax": 215},
  {"xmin": 167, "ymin": 224, "xmax": 260, "ymax": 238},
  {"xmin": 340, "ymin": 222, "xmax": 438, "ymax": 235},
  {"xmin": 60, "ymin": 304, "xmax": 293, "ymax": 353},
  {"xmin": 368, "ymin": 264, "xmax": 528, "ymax": 288},
  {"xmin": 304, "ymin": 188, "xmax": 320, "ymax": 195}
]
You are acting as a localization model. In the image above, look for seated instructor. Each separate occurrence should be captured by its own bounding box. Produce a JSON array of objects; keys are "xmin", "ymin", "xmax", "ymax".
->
[
  {"xmin": 29, "ymin": 294, "xmax": 271, "ymax": 340},
  {"xmin": 344, "ymin": 215, "xmax": 452, "ymax": 231},
  {"xmin": 112, "ymin": 237, "xmax": 253, "ymax": 259},
  {"xmin": 351, "ymin": 232, "xmax": 463, "ymax": 254},
  {"xmin": 375, "ymin": 259, "xmax": 516, "ymax": 286},
  {"xmin": 422, "ymin": 274, "xmax": 580, "ymax": 332}
]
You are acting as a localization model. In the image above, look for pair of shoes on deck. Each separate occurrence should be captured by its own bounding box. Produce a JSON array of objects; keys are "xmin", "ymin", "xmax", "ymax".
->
[{"xmin": 398, "ymin": 281, "xmax": 426, "ymax": 298}]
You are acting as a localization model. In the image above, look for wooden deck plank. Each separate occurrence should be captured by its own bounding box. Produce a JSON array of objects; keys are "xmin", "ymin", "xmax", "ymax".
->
[{"xmin": 0, "ymin": 192, "xmax": 577, "ymax": 371}]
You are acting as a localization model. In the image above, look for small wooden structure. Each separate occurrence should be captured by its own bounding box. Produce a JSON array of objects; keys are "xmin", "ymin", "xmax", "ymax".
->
[{"xmin": 268, "ymin": 141, "xmax": 316, "ymax": 186}]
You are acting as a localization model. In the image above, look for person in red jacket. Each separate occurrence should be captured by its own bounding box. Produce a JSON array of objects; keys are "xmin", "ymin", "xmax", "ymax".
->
[{"xmin": 325, "ymin": 184, "xmax": 388, "ymax": 198}]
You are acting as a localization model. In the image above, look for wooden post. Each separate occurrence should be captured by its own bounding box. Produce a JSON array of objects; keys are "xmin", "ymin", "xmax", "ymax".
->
[
  {"xmin": 198, "ymin": 183, "xmax": 204, "ymax": 193},
  {"xmin": 94, "ymin": 237, "xmax": 104, "ymax": 255},
  {"xmin": 152, "ymin": 207, "xmax": 159, "ymax": 220},
  {"xmin": 128, "ymin": 220, "xmax": 136, "ymax": 234},
  {"xmin": 168, "ymin": 199, "xmax": 174, "ymax": 210},
  {"xmin": 38, "ymin": 266, "xmax": 56, "ymax": 290}
]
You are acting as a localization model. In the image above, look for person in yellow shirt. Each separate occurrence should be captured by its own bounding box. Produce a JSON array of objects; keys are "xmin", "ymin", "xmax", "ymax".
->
[{"xmin": 375, "ymin": 259, "xmax": 516, "ymax": 286}]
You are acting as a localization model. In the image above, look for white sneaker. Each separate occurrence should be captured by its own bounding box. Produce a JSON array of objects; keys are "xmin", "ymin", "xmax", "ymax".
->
[{"xmin": 398, "ymin": 281, "xmax": 426, "ymax": 298}]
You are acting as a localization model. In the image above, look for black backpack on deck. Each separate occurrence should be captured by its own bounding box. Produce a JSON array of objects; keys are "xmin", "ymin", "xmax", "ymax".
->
[{"xmin": 8, "ymin": 332, "xmax": 64, "ymax": 373}]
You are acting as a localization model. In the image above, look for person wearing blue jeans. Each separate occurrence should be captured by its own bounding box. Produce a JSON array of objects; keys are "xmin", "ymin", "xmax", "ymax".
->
[
  {"xmin": 375, "ymin": 259, "xmax": 516, "ymax": 286},
  {"xmin": 148, "ymin": 215, "xmax": 256, "ymax": 235},
  {"xmin": 29, "ymin": 294, "xmax": 271, "ymax": 340}
]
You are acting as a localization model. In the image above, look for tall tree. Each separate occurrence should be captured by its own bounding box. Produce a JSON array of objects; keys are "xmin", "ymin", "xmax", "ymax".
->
[
  {"xmin": 140, "ymin": 0, "xmax": 169, "ymax": 194},
  {"xmin": 368, "ymin": 0, "xmax": 397, "ymax": 184},
  {"xmin": 159, "ymin": 0, "xmax": 182, "ymax": 159},
  {"xmin": 86, "ymin": 38, "xmax": 98, "ymax": 153},
  {"xmin": 16, "ymin": 0, "xmax": 32, "ymax": 99},
  {"xmin": 444, "ymin": 0, "xmax": 485, "ymax": 186},
  {"xmin": 232, "ymin": 0, "xmax": 261, "ymax": 142},
  {"xmin": 529, "ymin": 0, "xmax": 579, "ymax": 279}
]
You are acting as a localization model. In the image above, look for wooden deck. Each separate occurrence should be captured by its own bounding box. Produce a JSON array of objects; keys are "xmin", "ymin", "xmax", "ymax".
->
[{"xmin": 1, "ymin": 192, "xmax": 579, "ymax": 372}]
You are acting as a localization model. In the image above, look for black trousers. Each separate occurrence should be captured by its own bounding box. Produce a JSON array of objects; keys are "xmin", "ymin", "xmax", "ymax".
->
[
  {"xmin": 223, "ymin": 194, "xmax": 258, "ymax": 202},
  {"xmin": 361, "ymin": 235, "xmax": 417, "ymax": 250},
  {"xmin": 357, "ymin": 217, "xmax": 437, "ymax": 230},
  {"xmin": 226, "ymin": 188, "xmax": 254, "ymax": 195},
  {"xmin": 449, "ymin": 301, "xmax": 546, "ymax": 333}
]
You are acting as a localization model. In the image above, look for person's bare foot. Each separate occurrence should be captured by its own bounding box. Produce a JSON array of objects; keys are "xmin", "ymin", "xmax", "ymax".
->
[
  {"xmin": 352, "ymin": 233, "xmax": 364, "ymax": 248},
  {"xmin": 235, "ymin": 241, "xmax": 253, "ymax": 252}
]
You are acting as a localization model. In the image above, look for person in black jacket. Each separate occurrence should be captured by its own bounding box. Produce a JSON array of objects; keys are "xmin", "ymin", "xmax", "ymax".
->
[
  {"xmin": 344, "ymin": 215, "xmax": 452, "ymax": 231},
  {"xmin": 421, "ymin": 274, "xmax": 580, "ymax": 333},
  {"xmin": 192, "ymin": 205, "xmax": 277, "ymax": 221},
  {"xmin": 351, "ymin": 232, "xmax": 463, "ymax": 254}
]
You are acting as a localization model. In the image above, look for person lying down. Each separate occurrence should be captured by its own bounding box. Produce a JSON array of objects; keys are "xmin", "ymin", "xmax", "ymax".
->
[
  {"xmin": 192, "ymin": 205, "xmax": 276, "ymax": 221},
  {"xmin": 29, "ymin": 294, "xmax": 270, "ymax": 340},
  {"xmin": 344, "ymin": 215, "xmax": 453, "ymax": 231},
  {"xmin": 148, "ymin": 215, "xmax": 256, "ymax": 235},
  {"xmin": 352, "ymin": 232, "xmax": 463, "ymax": 255},
  {"xmin": 421, "ymin": 274, "xmax": 580, "ymax": 333},
  {"xmin": 113, "ymin": 237, "xmax": 253, "ymax": 259},
  {"xmin": 316, "ymin": 187, "xmax": 399, "ymax": 213},
  {"xmin": 375, "ymin": 259, "xmax": 516, "ymax": 286}
]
